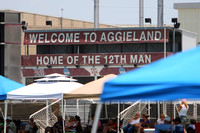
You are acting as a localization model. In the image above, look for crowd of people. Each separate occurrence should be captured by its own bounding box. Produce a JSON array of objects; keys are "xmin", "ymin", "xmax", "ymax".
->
[
  {"xmin": 0, "ymin": 116, "xmax": 38, "ymax": 133},
  {"xmin": 123, "ymin": 113, "xmax": 196, "ymax": 133},
  {"xmin": 45, "ymin": 115, "xmax": 83, "ymax": 133},
  {"xmin": 123, "ymin": 100, "xmax": 196, "ymax": 133},
  {"xmin": 1, "ymin": 100, "xmax": 198, "ymax": 133},
  {"xmin": 45, "ymin": 115, "xmax": 121, "ymax": 133}
]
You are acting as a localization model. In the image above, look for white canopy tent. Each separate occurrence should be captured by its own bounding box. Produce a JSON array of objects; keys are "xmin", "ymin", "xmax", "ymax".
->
[
  {"xmin": 7, "ymin": 73, "xmax": 82, "ymax": 99},
  {"xmin": 6, "ymin": 73, "xmax": 117, "ymax": 132},
  {"xmin": 7, "ymin": 81, "xmax": 83, "ymax": 99},
  {"xmin": 5, "ymin": 73, "xmax": 83, "ymax": 132}
]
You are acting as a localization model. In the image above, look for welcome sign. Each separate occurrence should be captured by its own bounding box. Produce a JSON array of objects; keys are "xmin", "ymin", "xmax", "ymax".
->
[{"xmin": 24, "ymin": 28, "xmax": 170, "ymax": 45}]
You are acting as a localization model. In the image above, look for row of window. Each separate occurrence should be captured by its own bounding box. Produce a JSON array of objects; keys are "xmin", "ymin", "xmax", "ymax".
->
[{"xmin": 37, "ymin": 43, "xmax": 175, "ymax": 54}]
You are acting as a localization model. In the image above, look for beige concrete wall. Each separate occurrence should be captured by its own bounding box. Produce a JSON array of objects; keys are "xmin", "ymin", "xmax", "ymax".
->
[
  {"xmin": 22, "ymin": 12, "xmax": 116, "ymax": 30},
  {"xmin": 178, "ymin": 9, "xmax": 200, "ymax": 44}
]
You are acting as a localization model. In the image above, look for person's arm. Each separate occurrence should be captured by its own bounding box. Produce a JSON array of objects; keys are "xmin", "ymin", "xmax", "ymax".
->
[
  {"xmin": 178, "ymin": 105, "xmax": 182, "ymax": 112},
  {"xmin": 24, "ymin": 124, "xmax": 29, "ymax": 131},
  {"xmin": 185, "ymin": 104, "xmax": 189, "ymax": 110},
  {"xmin": 32, "ymin": 122, "xmax": 38, "ymax": 132},
  {"xmin": 131, "ymin": 119, "xmax": 141, "ymax": 127},
  {"xmin": 128, "ymin": 117, "xmax": 134, "ymax": 123},
  {"xmin": 73, "ymin": 121, "xmax": 80, "ymax": 128},
  {"xmin": 142, "ymin": 120, "xmax": 150, "ymax": 128},
  {"xmin": 184, "ymin": 128, "xmax": 186, "ymax": 133},
  {"xmin": 155, "ymin": 119, "xmax": 159, "ymax": 125},
  {"xmin": 132, "ymin": 123, "xmax": 141, "ymax": 128}
]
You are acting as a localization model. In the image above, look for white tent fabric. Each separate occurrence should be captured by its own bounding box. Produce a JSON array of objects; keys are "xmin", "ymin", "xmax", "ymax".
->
[
  {"xmin": 45, "ymin": 73, "xmax": 67, "ymax": 77},
  {"xmin": 35, "ymin": 76, "xmax": 77, "ymax": 82},
  {"xmin": 7, "ymin": 82, "xmax": 83, "ymax": 99},
  {"xmin": 7, "ymin": 74, "xmax": 83, "ymax": 100}
]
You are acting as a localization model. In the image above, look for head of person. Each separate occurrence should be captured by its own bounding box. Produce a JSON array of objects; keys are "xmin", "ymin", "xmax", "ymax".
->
[
  {"xmin": 135, "ymin": 112, "xmax": 140, "ymax": 119},
  {"xmin": 164, "ymin": 116, "xmax": 171, "ymax": 124},
  {"xmin": 0, "ymin": 117, "xmax": 3, "ymax": 123},
  {"xmin": 182, "ymin": 99, "xmax": 187, "ymax": 104},
  {"xmin": 190, "ymin": 119, "xmax": 196, "ymax": 125},
  {"xmin": 6, "ymin": 116, "xmax": 12, "ymax": 123},
  {"xmin": 142, "ymin": 114, "xmax": 149, "ymax": 120},
  {"xmin": 174, "ymin": 117, "xmax": 182, "ymax": 125},
  {"xmin": 75, "ymin": 115, "xmax": 81, "ymax": 122},
  {"xmin": 29, "ymin": 118, "xmax": 34, "ymax": 123},
  {"xmin": 160, "ymin": 114, "xmax": 165, "ymax": 120},
  {"xmin": 69, "ymin": 116, "xmax": 75, "ymax": 122},
  {"xmin": 109, "ymin": 119, "xmax": 114, "ymax": 124},
  {"xmin": 57, "ymin": 116, "xmax": 62, "ymax": 122}
]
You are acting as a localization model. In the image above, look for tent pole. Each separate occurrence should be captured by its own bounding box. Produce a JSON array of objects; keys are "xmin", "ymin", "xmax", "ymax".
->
[
  {"xmin": 117, "ymin": 102, "xmax": 120, "ymax": 133},
  {"xmin": 157, "ymin": 101, "xmax": 160, "ymax": 119},
  {"xmin": 49, "ymin": 100, "xmax": 53, "ymax": 127},
  {"xmin": 64, "ymin": 99, "xmax": 66, "ymax": 121},
  {"xmin": 148, "ymin": 101, "xmax": 150, "ymax": 117},
  {"xmin": 105, "ymin": 104, "xmax": 108, "ymax": 119},
  {"xmin": 11, "ymin": 102, "xmax": 13, "ymax": 118},
  {"xmin": 46, "ymin": 100, "xmax": 49, "ymax": 126},
  {"xmin": 84, "ymin": 101, "xmax": 86, "ymax": 125},
  {"xmin": 62, "ymin": 98, "xmax": 65, "ymax": 133},
  {"xmin": 76, "ymin": 99, "xmax": 79, "ymax": 115},
  {"xmin": 4, "ymin": 100, "xmax": 8, "ymax": 133},
  {"xmin": 91, "ymin": 102, "xmax": 102, "ymax": 133},
  {"xmin": 173, "ymin": 102, "xmax": 176, "ymax": 118}
]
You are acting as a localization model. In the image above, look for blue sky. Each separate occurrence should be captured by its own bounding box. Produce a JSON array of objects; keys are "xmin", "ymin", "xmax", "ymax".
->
[{"xmin": 1, "ymin": 0, "xmax": 200, "ymax": 25}]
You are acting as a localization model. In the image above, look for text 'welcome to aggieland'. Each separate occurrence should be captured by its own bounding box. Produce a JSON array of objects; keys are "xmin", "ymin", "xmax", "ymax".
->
[{"xmin": 24, "ymin": 28, "xmax": 169, "ymax": 45}]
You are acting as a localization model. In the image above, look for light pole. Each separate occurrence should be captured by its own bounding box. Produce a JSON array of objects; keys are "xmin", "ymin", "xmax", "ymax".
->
[
  {"xmin": 171, "ymin": 18, "xmax": 181, "ymax": 53},
  {"xmin": 94, "ymin": 0, "xmax": 99, "ymax": 28},
  {"xmin": 61, "ymin": 8, "xmax": 64, "ymax": 29}
]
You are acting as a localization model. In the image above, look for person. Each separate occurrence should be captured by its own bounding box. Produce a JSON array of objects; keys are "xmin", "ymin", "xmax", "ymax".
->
[
  {"xmin": 172, "ymin": 117, "xmax": 186, "ymax": 133},
  {"xmin": 138, "ymin": 114, "xmax": 150, "ymax": 133},
  {"xmin": 154, "ymin": 116, "xmax": 171, "ymax": 133},
  {"xmin": 74, "ymin": 115, "xmax": 82, "ymax": 133},
  {"xmin": 171, "ymin": 115, "xmax": 175, "ymax": 126},
  {"xmin": 123, "ymin": 112, "xmax": 141, "ymax": 133},
  {"xmin": 0, "ymin": 117, "xmax": 4, "ymax": 132},
  {"xmin": 65, "ymin": 116, "xmax": 76, "ymax": 132},
  {"xmin": 66, "ymin": 115, "xmax": 82, "ymax": 133},
  {"xmin": 24, "ymin": 118, "xmax": 38, "ymax": 133},
  {"xmin": 6, "ymin": 116, "xmax": 16, "ymax": 133},
  {"xmin": 53, "ymin": 116, "xmax": 63, "ymax": 133},
  {"xmin": 84, "ymin": 114, "xmax": 101, "ymax": 133},
  {"xmin": 14, "ymin": 119, "xmax": 21, "ymax": 133},
  {"xmin": 178, "ymin": 99, "xmax": 189, "ymax": 126},
  {"xmin": 88, "ymin": 114, "xmax": 101, "ymax": 128},
  {"xmin": 45, "ymin": 126, "xmax": 53, "ymax": 133},
  {"xmin": 102, "ymin": 119, "xmax": 117, "ymax": 133},
  {"xmin": 155, "ymin": 114, "xmax": 165, "ymax": 125},
  {"xmin": 187, "ymin": 119, "xmax": 196, "ymax": 133}
]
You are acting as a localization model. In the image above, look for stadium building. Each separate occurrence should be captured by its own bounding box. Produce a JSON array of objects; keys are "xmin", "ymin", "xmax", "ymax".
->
[
  {"xmin": 0, "ymin": 10, "xmax": 197, "ymax": 85},
  {"xmin": 0, "ymin": 8, "xmax": 199, "ymax": 131},
  {"xmin": 174, "ymin": 2, "xmax": 200, "ymax": 45}
]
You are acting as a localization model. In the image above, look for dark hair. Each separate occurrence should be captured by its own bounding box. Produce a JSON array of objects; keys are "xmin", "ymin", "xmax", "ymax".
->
[
  {"xmin": 143, "ymin": 114, "xmax": 149, "ymax": 118},
  {"xmin": 190, "ymin": 119, "xmax": 196, "ymax": 124},
  {"xmin": 174, "ymin": 117, "xmax": 181, "ymax": 123},
  {"xmin": 75, "ymin": 115, "xmax": 81, "ymax": 121}
]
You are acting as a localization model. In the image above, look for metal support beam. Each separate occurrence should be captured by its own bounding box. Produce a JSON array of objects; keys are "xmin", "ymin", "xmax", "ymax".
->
[
  {"xmin": 139, "ymin": 0, "xmax": 144, "ymax": 27},
  {"xmin": 157, "ymin": 0, "xmax": 164, "ymax": 27},
  {"xmin": 173, "ymin": 28, "xmax": 176, "ymax": 53},
  {"xmin": 92, "ymin": 102, "xmax": 102, "ymax": 133},
  {"xmin": 94, "ymin": 0, "xmax": 99, "ymax": 28}
]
